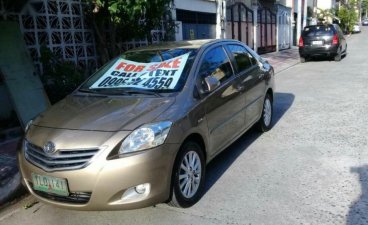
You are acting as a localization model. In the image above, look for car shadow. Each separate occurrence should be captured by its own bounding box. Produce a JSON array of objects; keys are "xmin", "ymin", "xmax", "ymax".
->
[
  {"xmin": 204, "ymin": 92, "xmax": 295, "ymax": 193},
  {"xmin": 346, "ymin": 165, "xmax": 368, "ymax": 225},
  {"xmin": 307, "ymin": 54, "xmax": 347, "ymax": 62}
]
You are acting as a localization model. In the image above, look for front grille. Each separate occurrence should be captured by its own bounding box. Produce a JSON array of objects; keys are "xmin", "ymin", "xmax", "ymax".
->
[
  {"xmin": 25, "ymin": 141, "xmax": 99, "ymax": 171},
  {"xmin": 33, "ymin": 189, "xmax": 91, "ymax": 204}
]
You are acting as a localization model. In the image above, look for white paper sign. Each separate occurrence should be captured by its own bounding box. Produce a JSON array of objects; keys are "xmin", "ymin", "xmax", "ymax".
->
[{"xmin": 90, "ymin": 53, "xmax": 190, "ymax": 90}]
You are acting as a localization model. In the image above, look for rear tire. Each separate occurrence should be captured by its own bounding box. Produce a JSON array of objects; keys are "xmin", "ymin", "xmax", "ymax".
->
[
  {"xmin": 257, "ymin": 94, "xmax": 273, "ymax": 132},
  {"xmin": 168, "ymin": 141, "xmax": 205, "ymax": 208},
  {"xmin": 334, "ymin": 52, "xmax": 342, "ymax": 61}
]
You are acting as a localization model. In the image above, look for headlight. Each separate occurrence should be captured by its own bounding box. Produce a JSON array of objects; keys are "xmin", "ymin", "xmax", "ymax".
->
[
  {"xmin": 25, "ymin": 120, "xmax": 33, "ymax": 132},
  {"xmin": 119, "ymin": 121, "xmax": 172, "ymax": 155}
]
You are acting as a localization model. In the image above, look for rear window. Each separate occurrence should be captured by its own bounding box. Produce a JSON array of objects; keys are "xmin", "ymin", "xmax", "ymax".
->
[{"xmin": 302, "ymin": 26, "xmax": 334, "ymax": 37}]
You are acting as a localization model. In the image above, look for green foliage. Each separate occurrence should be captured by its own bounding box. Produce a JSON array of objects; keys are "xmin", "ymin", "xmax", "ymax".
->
[
  {"xmin": 316, "ymin": 8, "xmax": 335, "ymax": 23},
  {"xmin": 362, "ymin": 0, "xmax": 368, "ymax": 18},
  {"xmin": 83, "ymin": 0, "xmax": 174, "ymax": 64},
  {"xmin": 39, "ymin": 46, "xmax": 85, "ymax": 104},
  {"xmin": 337, "ymin": 2, "xmax": 358, "ymax": 33}
]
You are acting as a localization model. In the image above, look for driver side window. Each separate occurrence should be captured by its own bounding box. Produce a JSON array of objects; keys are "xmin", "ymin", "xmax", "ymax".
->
[{"xmin": 198, "ymin": 46, "xmax": 234, "ymax": 91}]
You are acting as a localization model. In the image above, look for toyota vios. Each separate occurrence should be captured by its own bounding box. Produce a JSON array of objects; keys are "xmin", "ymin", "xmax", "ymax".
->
[{"xmin": 18, "ymin": 39, "xmax": 275, "ymax": 210}]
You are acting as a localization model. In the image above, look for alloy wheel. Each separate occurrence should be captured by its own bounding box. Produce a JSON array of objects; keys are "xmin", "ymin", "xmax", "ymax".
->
[
  {"xmin": 263, "ymin": 98, "xmax": 272, "ymax": 127},
  {"xmin": 178, "ymin": 151, "xmax": 202, "ymax": 198}
]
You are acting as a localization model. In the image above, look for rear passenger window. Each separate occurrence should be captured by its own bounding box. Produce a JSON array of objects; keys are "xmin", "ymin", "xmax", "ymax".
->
[
  {"xmin": 198, "ymin": 46, "xmax": 234, "ymax": 86},
  {"xmin": 227, "ymin": 45, "xmax": 254, "ymax": 72}
]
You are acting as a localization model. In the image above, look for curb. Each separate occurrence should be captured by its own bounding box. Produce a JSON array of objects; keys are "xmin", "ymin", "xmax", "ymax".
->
[{"xmin": 275, "ymin": 61, "xmax": 300, "ymax": 75}]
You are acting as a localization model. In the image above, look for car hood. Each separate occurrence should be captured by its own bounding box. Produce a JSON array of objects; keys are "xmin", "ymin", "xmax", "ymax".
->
[{"xmin": 33, "ymin": 94, "xmax": 175, "ymax": 132}]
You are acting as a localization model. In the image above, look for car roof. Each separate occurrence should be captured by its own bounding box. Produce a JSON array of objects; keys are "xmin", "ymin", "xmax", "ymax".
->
[
  {"xmin": 126, "ymin": 39, "xmax": 242, "ymax": 52},
  {"xmin": 304, "ymin": 24, "xmax": 334, "ymax": 28}
]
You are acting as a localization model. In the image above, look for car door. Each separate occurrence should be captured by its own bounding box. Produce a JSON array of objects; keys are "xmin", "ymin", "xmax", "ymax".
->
[
  {"xmin": 226, "ymin": 44, "xmax": 266, "ymax": 128},
  {"xmin": 197, "ymin": 45, "xmax": 244, "ymax": 155}
]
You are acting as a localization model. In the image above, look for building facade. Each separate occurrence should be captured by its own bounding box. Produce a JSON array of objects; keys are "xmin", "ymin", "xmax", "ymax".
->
[
  {"xmin": 172, "ymin": 0, "xmax": 226, "ymax": 41},
  {"xmin": 224, "ymin": 0, "xmax": 292, "ymax": 53}
]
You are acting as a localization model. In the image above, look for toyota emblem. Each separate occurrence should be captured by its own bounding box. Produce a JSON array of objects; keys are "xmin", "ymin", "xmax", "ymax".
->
[{"xmin": 43, "ymin": 141, "xmax": 56, "ymax": 155}]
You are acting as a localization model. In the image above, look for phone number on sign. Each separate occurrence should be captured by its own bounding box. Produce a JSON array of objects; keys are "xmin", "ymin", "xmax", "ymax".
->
[{"xmin": 96, "ymin": 76, "xmax": 174, "ymax": 89}]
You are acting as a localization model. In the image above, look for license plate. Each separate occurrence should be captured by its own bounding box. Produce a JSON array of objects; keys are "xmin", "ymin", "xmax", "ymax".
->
[
  {"xmin": 312, "ymin": 40, "xmax": 323, "ymax": 45},
  {"xmin": 32, "ymin": 173, "xmax": 69, "ymax": 196}
]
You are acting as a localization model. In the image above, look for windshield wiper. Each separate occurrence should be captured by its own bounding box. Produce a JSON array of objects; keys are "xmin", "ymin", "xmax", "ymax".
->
[
  {"xmin": 80, "ymin": 88, "xmax": 162, "ymax": 97},
  {"xmin": 78, "ymin": 89, "xmax": 108, "ymax": 96},
  {"xmin": 123, "ymin": 89, "xmax": 162, "ymax": 97},
  {"xmin": 79, "ymin": 88, "xmax": 97, "ymax": 93}
]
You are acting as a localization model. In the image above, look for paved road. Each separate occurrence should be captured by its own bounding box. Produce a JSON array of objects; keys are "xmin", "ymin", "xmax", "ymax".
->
[{"xmin": 1, "ymin": 28, "xmax": 368, "ymax": 225}]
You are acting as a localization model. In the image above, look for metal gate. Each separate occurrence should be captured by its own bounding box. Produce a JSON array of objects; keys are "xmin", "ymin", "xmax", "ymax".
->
[
  {"xmin": 226, "ymin": 3, "xmax": 254, "ymax": 48},
  {"xmin": 257, "ymin": 7, "xmax": 276, "ymax": 54},
  {"xmin": 278, "ymin": 11, "xmax": 291, "ymax": 50}
]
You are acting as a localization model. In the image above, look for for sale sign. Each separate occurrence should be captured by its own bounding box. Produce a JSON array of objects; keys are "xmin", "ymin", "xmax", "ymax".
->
[{"xmin": 90, "ymin": 53, "xmax": 190, "ymax": 90}]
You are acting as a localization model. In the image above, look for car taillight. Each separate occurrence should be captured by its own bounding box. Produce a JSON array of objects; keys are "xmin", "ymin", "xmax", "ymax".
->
[
  {"xmin": 332, "ymin": 34, "xmax": 338, "ymax": 45},
  {"xmin": 299, "ymin": 36, "xmax": 304, "ymax": 47}
]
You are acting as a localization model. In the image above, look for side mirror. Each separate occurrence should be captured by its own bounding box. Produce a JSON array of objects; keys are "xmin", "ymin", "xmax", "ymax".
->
[
  {"xmin": 203, "ymin": 76, "xmax": 220, "ymax": 93},
  {"xmin": 258, "ymin": 58, "xmax": 268, "ymax": 69}
]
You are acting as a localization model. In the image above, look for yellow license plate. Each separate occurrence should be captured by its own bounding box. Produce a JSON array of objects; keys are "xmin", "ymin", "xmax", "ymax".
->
[{"xmin": 32, "ymin": 173, "xmax": 69, "ymax": 196}]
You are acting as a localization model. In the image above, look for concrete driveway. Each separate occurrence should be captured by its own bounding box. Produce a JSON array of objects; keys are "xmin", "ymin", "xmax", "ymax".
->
[{"xmin": 1, "ymin": 28, "xmax": 368, "ymax": 225}]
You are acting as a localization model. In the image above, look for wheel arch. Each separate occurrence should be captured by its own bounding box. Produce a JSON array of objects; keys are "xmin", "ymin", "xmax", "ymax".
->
[
  {"xmin": 167, "ymin": 132, "xmax": 207, "ymax": 203},
  {"xmin": 266, "ymin": 88, "xmax": 274, "ymax": 102}
]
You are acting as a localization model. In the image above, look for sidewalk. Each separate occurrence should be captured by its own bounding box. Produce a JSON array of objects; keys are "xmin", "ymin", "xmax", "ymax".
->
[{"xmin": 260, "ymin": 47, "xmax": 300, "ymax": 74}]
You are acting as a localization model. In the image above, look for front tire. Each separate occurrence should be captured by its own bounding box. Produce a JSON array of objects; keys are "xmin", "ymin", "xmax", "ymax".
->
[
  {"xmin": 168, "ymin": 141, "xmax": 205, "ymax": 208},
  {"xmin": 343, "ymin": 44, "xmax": 348, "ymax": 56},
  {"xmin": 257, "ymin": 94, "xmax": 273, "ymax": 132}
]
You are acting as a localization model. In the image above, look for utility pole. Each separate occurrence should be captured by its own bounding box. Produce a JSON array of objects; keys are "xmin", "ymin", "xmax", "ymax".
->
[
  {"xmin": 313, "ymin": 0, "xmax": 317, "ymax": 18},
  {"xmin": 296, "ymin": 0, "xmax": 302, "ymax": 42},
  {"xmin": 359, "ymin": 0, "xmax": 362, "ymax": 23},
  {"xmin": 303, "ymin": 0, "xmax": 307, "ymax": 26}
]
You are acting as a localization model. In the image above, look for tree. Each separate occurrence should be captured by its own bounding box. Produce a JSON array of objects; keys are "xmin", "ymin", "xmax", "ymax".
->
[
  {"xmin": 83, "ymin": 0, "xmax": 175, "ymax": 64},
  {"xmin": 362, "ymin": 0, "xmax": 368, "ymax": 18},
  {"xmin": 337, "ymin": 0, "xmax": 358, "ymax": 33},
  {"xmin": 316, "ymin": 8, "xmax": 335, "ymax": 23}
]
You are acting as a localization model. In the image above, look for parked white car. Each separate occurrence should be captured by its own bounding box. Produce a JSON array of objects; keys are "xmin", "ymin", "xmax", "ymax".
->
[{"xmin": 353, "ymin": 24, "xmax": 361, "ymax": 33}]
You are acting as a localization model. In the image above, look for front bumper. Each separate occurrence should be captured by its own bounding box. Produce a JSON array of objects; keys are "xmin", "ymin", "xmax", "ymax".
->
[{"xmin": 18, "ymin": 139, "xmax": 179, "ymax": 210}]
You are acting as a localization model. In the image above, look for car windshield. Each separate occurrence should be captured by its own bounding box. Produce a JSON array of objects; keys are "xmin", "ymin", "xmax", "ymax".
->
[
  {"xmin": 303, "ymin": 25, "xmax": 334, "ymax": 37},
  {"xmin": 80, "ymin": 48, "xmax": 198, "ymax": 95}
]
